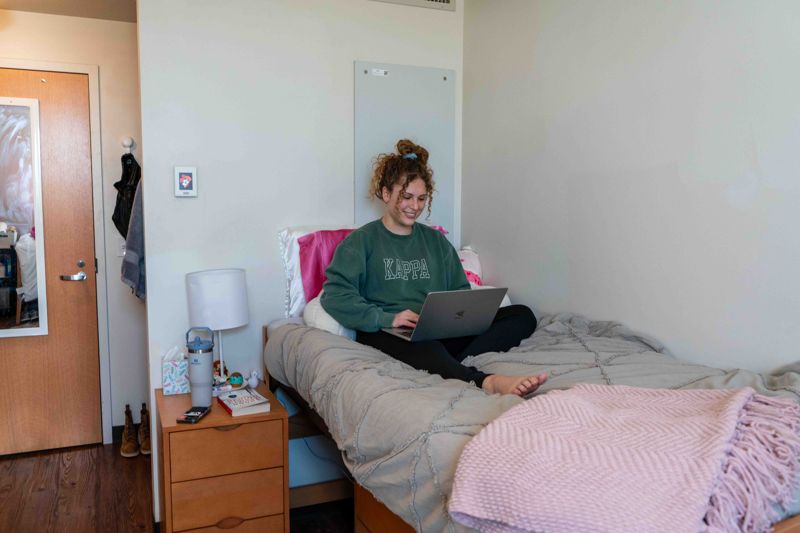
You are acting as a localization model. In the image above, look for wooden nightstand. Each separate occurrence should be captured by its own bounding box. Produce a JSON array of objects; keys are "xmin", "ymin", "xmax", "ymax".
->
[{"xmin": 156, "ymin": 384, "xmax": 289, "ymax": 532}]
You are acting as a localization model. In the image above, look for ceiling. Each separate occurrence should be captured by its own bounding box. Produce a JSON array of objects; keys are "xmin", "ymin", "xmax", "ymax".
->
[{"xmin": 0, "ymin": 0, "xmax": 136, "ymax": 23}]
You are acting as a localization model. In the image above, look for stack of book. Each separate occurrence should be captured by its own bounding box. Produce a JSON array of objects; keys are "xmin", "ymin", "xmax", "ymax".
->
[{"xmin": 217, "ymin": 387, "xmax": 270, "ymax": 416}]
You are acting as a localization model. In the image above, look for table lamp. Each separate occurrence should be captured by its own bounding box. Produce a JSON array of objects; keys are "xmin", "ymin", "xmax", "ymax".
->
[{"xmin": 186, "ymin": 268, "xmax": 249, "ymax": 391}]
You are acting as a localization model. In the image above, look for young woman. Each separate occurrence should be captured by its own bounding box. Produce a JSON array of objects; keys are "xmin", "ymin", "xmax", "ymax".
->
[{"xmin": 321, "ymin": 140, "xmax": 546, "ymax": 396}]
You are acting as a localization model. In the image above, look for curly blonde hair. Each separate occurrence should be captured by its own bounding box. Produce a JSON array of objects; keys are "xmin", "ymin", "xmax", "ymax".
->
[{"xmin": 369, "ymin": 139, "xmax": 435, "ymax": 218}]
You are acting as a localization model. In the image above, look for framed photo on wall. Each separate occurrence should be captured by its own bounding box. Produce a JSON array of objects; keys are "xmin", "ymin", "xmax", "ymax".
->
[{"xmin": 174, "ymin": 166, "xmax": 197, "ymax": 197}]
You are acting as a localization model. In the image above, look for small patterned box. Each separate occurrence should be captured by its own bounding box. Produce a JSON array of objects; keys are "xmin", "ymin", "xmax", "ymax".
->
[{"xmin": 162, "ymin": 359, "xmax": 190, "ymax": 395}]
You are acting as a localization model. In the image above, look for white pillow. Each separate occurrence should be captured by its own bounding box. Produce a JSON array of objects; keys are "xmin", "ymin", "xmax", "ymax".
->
[{"xmin": 303, "ymin": 293, "xmax": 356, "ymax": 340}]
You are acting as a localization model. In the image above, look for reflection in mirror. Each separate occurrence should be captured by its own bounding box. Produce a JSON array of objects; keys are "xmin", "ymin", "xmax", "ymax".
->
[{"xmin": 0, "ymin": 98, "xmax": 48, "ymax": 337}]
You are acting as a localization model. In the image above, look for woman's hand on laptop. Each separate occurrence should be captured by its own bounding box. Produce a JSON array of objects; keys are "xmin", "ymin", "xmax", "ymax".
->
[{"xmin": 392, "ymin": 310, "xmax": 419, "ymax": 329}]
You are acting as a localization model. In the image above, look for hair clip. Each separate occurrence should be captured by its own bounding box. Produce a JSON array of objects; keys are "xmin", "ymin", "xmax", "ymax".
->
[{"xmin": 402, "ymin": 153, "xmax": 418, "ymax": 160}]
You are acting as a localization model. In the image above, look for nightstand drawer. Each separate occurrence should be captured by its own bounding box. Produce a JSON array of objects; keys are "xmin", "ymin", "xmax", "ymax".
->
[
  {"xmin": 184, "ymin": 514, "xmax": 284, "ymax": 532},
  {"xmin": 170, "ymin": 420, "xmax": 283, "ymax": 481},
  {"xmin": 172, "ymin": 468, "xmax": 284, "ymax": 531}
]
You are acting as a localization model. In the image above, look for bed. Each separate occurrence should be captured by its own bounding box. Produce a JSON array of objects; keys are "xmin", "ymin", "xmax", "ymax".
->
[
  {"xmin": 264, "ymin": 314, "xmax": 800, "ymax": 532},
  {"xmin": 267, "ymin": 226, "xmax": 800, "ymax": 531}
]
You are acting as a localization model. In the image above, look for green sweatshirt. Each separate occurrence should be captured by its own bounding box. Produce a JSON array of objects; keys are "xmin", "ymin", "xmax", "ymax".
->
[{"xmin": 321, "ymin": 220, "xmax": 470, "ymax": 332}]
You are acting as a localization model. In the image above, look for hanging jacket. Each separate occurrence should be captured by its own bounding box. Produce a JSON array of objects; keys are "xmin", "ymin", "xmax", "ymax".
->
[
  {"xmin": 112, "ymin": 153, "xmax": 141, "ymax": 238},
  {"xmin": 121, "ymin": 179, "xmax": 146, "ymax": 300}
]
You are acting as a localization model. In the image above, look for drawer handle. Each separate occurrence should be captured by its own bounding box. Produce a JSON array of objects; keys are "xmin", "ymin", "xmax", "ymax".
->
[
  {"xmin": 213, "ymin": 424, "xmax": 242, "ymax": 432},
  {"xmin": 215, "ymin": 516, "xmax": 245, "ymax": 529}
]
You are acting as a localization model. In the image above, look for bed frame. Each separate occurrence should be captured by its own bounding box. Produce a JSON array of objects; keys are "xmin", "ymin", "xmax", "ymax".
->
[
  {"xmin": 263, "ymin": 326, "xmax": 412, "ymax": 531},
  {"xmin": 262, "ymin": 326, "xmax": 800, "ymax": 533},
  {"xmin": 261, "ymin": 327, "xmax": 352, "ymax": 511}
]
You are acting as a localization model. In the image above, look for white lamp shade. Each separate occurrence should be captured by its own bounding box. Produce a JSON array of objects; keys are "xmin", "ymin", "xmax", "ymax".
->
[{"xmin": 186, "ymin": 268, "xmax": 249, "ymax": 330}]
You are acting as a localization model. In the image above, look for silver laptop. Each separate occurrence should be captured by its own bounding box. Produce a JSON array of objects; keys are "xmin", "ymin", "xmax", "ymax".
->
[{"xmin": 382, "ymin": 288, "xmax": 507, "ymax": 342}]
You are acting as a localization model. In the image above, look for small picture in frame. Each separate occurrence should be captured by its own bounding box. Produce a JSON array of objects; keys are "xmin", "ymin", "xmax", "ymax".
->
[{"xmin": 174, "ymin": 166, "xmax": 197, "ymax": 197}]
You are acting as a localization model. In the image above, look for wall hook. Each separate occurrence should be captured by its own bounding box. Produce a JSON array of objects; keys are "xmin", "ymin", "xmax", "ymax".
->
[{"xmin": 122, "ymin": 137, "xmax": 135, "ymax": 154}]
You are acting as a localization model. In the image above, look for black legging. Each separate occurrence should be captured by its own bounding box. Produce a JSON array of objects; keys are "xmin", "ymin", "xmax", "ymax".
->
[{"xmin": 356, "ymin": 304, "xmax": 537, "ymax": 388}]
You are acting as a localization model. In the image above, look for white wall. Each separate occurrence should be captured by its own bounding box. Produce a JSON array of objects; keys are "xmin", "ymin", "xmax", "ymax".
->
[
  {"xmin": 463, "ymin": 0, "xmax": 800, "ymax": 372},
  {"xmin": 0, "ymin": 10, "xmax": 148, "ymax": 426},
  {"xmin": 137, "ymin": 0, "xmax": 463, "ymax": 520}
]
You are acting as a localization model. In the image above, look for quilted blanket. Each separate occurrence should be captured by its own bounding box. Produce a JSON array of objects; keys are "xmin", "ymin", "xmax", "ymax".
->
[
  {"xmin": 264, "ymin": 313, "xmax": 800, "ymax": 532},
  {"xmin": 450, "ymin": 384, "xmax": 800, "ymax": 533}
]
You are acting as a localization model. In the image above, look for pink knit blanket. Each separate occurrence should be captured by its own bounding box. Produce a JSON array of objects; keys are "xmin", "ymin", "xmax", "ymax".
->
[{"xmin": 450, "ymin": 384, "xmax": 800, "ymax": 533}]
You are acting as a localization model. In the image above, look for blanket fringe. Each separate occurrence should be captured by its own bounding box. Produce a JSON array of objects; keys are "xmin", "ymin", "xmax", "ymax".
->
[{"xmin": 705, "ymin": 394, "xmax": 800, "ymax": 533}]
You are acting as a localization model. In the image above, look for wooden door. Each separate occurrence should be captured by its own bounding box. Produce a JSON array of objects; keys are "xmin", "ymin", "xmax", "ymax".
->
[{"xmin": 0, "ymin": 68, "xmax": 101, "ymax": 454}]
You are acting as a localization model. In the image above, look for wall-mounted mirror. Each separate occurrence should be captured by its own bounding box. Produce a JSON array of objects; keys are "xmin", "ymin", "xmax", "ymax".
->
[{"xmin": 0, "ymin": 97, "xmax": 48, "ymax": 337}]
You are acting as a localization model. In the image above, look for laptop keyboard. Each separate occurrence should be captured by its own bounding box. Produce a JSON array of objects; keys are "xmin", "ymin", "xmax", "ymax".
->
[{"xmin": 397, "ymin": 328, "xmax": 413, "ymax": 338}]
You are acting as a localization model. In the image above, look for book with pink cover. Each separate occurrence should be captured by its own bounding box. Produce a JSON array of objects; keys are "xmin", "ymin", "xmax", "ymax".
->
[{"xmin": 217, "ymin": 387, "xmax": 270, "ymax": 417}]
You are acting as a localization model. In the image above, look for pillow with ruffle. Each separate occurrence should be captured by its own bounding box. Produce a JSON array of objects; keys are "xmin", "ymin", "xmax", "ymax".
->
[
  {"xmin": 278, "ymin": 226, "xmax": 354, "ymax": 317},
  {"xmin": 459, "ymin": 245, "xmax": 511, "ymax": 307},
  {"xmin": 458, "ymin": 245, "xmax": 483, "ymax": 286}
]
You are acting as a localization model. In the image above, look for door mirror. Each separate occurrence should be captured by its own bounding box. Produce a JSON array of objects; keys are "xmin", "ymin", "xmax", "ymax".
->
[{"xmin": 0, "ymin": 98, "xmax": 48, "ymax": 337}]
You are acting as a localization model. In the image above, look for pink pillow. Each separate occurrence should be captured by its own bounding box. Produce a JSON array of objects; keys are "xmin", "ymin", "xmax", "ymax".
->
[{"xmin": 298, "ymin": 229, "xmax": 354, "ymax": 302}]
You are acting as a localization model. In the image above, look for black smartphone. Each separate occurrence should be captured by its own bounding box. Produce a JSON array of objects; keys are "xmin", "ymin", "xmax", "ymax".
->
[{"xmin": 176, "ymin": 405, "xmax": 210, "ymax": 424}]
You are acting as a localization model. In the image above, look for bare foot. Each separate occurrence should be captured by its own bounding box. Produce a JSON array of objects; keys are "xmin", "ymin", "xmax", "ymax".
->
[{"xmin": 482, "ymin": 373, "xmax": 548, "ymax": 397}]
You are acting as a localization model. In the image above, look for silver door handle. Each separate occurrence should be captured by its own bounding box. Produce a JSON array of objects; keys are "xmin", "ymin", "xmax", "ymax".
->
[{"xmin": 60, "ymin": 271, "xmax": 87, "ymax": 281}]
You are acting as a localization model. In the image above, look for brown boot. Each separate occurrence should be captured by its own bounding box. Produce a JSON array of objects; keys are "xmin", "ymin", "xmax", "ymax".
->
[
  {"xmin": 138, "ymin": 403, "xmax": 151, "ymax": 455},
  {"xmin": 120, "ymin": 404, "xmax": 139, "ymax": 458}
]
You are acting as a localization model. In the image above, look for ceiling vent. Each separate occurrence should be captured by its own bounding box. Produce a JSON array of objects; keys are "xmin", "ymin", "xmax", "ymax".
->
[{"xmin": 370, "ymin": 0, "xmax": 455, "ymax": 12}]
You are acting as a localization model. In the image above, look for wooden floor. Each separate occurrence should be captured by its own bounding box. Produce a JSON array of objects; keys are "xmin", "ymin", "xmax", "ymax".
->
[
  {"xmin": 0, "ymin": 443, "xmax": 153, "ymax": 532},
  {"xmin": 0, "ymin": 441, "xmax": 355, "ymax": 532}
]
